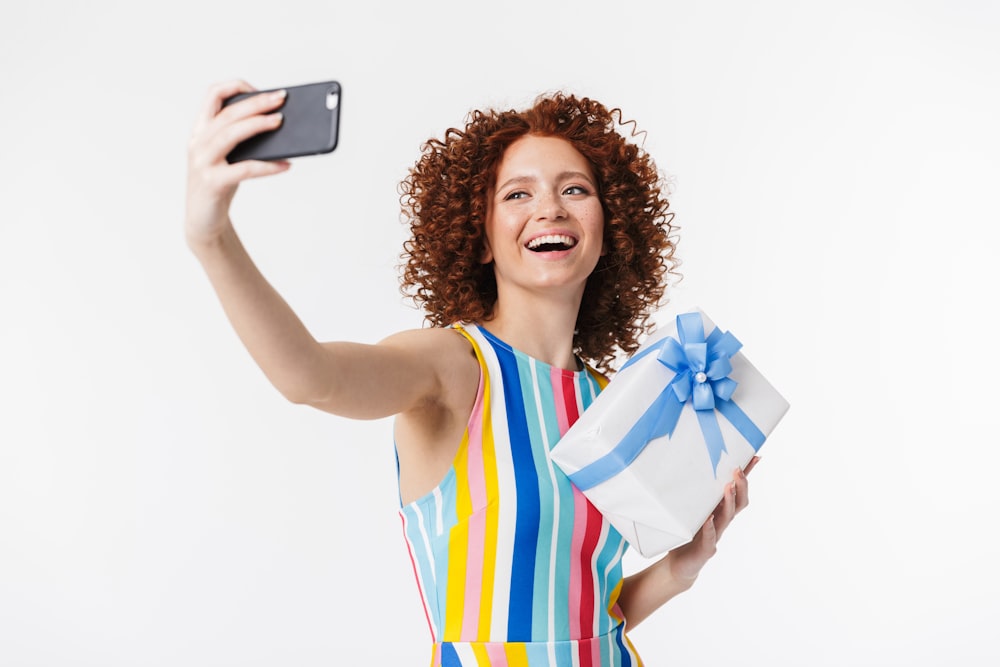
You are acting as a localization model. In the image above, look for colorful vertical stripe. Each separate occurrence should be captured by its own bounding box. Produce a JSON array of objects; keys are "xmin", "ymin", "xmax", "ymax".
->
[{"xmin": 399, "ymin": 324, "xmax": 643, "ymax": 666}]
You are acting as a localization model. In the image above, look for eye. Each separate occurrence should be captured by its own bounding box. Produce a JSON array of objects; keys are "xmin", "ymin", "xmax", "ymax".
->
[
  {"xmin": 504, "ymin": 190, "xmax": 529, "ymax": 201},
  {"xmin": 563, "ymin": 185, "xmax": 590, "ymax": 196}
]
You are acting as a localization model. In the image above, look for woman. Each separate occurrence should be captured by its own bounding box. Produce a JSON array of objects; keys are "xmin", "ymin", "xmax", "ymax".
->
[{"xmin": 185, "ymin": 81, "xmax": 756, "ymax": 666}]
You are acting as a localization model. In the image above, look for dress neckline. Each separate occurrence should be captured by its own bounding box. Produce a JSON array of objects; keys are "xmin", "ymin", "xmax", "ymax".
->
[{"xmin": 466, "ymin": 323, "xmax": 588, "ymax": 378}]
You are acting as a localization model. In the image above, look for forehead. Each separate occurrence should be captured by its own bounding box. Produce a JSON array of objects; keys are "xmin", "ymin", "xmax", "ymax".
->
[{"xmin": 496, "ymin": 135, "xmax": 594, "ymax": 179}]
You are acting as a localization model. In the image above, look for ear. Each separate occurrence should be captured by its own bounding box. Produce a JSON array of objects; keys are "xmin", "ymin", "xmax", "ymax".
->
[{"xmin": 480, "ymin": 240, "xmax": 493, "ymax": 264}]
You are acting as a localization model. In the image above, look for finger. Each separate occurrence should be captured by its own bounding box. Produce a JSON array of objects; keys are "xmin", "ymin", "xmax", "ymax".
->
[
  {"xmin": 197, "ymin": 80, "xmax": 256, "ymax": 127},
  {"xmin": 688, "ymin": 515, "xmax": 717, "ymax": 554},
  {"xmin": 204, "ymin": 112, "xmax": 285, "ymax": 163},
  {"xmin": 743, "ymin": 455, "xmax": 761, "ymax": 476},
  {"xmin": 733, "ymin": 466, "xmax": 750, "ymax": 513},
  {"xmin": 713, "ymin": 481, "xmax": 738, "ymax": 540},
  {"xmin": 214, "ymin": 88, "xmax": 288, "ymax": 127},
  {"xmin": 699, "ymin": 514, "xmax": 718, "ymax": 552}
]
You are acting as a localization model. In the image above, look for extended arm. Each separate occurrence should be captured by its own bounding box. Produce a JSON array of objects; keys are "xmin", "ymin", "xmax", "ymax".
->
[
  {"xmin": 617, "ymin": 458, "xmax": 758, "ymax": 629},
  {"xmin": 185, "ymin": 81, "xmax": 447, "ymax": 419}
]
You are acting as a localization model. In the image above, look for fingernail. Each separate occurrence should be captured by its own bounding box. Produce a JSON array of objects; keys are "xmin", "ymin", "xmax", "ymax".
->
[{"xmin": 273, "ymin": 89, "xmax": 287, "ymax": 99}]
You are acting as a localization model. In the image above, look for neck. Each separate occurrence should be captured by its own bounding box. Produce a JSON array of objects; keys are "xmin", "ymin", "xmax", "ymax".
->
[{"xmin": 482, "ymin": 284, "xmax": 584, "ymax": 371}]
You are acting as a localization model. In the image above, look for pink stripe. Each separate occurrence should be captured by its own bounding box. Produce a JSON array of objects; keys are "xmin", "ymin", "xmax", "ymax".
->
[
  {"xmin": 461, "ymin": 505, "xmax": 487, "ymax": 638},
  {"xmin": 551, "ymin": 368, "xmax": 570, "ymax": 435},
  {"xmin": 567, "ymin": 487, "xmax": 590, "ymax": 638},
  {"xmin": 467, "ymin": 374, "xmax": 488, "ymax": 509},
  {"xmin": 460, "ymin": 372, "xmax": 488, "ymax": 638},
  {"xmin": 486, "ymin": 642, "xmax": 509, "ymax": 665}
]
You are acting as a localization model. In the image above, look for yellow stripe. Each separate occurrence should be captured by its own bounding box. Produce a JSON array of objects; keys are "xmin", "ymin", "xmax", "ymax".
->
[
  {"xmin": 587, "ymin": 363, "xmax": 610, "ymax": 390},
  {"xmin": 505, "ymin": 642, "xmax": 530, "ymax": 667},
  {"xmin": 471, "ymin": 642, "xmax": 492, "ymax": 665},
  {"xmin": 443, "ymin": 427, "xmax": 471, "ymax": 640},
  {"xmin": 624, "ymin": 633, "xmax": 644, "ymax": 667}
]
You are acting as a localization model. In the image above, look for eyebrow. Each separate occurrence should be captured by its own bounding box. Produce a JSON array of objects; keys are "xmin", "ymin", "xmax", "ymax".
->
[{"xmin": 496, "ymin": 171, "xmax": 596, "ymax": 193}]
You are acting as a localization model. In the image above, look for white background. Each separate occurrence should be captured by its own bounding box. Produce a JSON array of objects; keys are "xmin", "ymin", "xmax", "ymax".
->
[{"xmin": 2, "ymin": 1, "xmax": 998, "ymax": 665}]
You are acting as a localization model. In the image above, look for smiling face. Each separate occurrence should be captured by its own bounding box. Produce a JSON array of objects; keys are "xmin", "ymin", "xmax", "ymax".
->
[{"xmin": 483, "ymin": 134, "xmax": 605, "ymax": 305}]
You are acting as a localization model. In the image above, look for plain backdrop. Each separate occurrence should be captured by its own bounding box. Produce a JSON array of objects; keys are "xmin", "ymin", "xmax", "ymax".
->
[{"xmin": 2, "ymin": 1, "xmax": 998, "ymax": 665}]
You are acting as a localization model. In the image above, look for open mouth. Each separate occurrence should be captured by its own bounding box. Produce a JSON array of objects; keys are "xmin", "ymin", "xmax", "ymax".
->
[{"xmin": 526, "ymin": 234, "xmax": 578, "ymax": 252}]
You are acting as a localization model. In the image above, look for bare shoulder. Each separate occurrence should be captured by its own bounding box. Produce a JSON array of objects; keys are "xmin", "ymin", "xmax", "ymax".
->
[
  {"xmin": 377, "ymin": 327, "xmax": 476, "ymax": 374},
  {"xmin": 378, "ymin": 326, "xmax": 479, "ymax": 410},
  {"xmin": 378, "ymin": 325, "xmax": 472, "ymax": 356}
]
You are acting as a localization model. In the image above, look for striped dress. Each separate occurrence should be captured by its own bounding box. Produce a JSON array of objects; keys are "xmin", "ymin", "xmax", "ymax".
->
[{"xmin": 399, "ymin": 324, "xmax": 643, "ymax": 667}]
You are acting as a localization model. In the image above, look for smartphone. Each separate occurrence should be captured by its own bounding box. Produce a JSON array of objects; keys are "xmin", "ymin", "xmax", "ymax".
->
[{"xmin": 223, "ymin": 80, "xmax": 341, "ymax": 163}]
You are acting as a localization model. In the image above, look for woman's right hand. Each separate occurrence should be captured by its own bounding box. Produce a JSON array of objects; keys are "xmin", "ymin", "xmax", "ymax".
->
[{"xmin": 184, "ymin": 80, "xmax": 291, "ymax": 247}]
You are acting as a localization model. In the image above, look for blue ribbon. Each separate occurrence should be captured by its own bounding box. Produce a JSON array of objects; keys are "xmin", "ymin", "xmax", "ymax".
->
[{"xmin": 568, "ymin": 313, "xmax": 766, "ymax": 491}]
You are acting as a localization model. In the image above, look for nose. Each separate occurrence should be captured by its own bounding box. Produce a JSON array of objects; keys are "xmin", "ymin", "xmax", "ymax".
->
[{"xmin": 534, "ymin": 190, "xmax": 567, "ymax": 221}]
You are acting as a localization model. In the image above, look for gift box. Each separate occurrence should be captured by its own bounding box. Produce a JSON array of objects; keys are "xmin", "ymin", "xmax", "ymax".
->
[{"xmin": 550, "ymin": 309, "xmax": 790, "ymax": 558}]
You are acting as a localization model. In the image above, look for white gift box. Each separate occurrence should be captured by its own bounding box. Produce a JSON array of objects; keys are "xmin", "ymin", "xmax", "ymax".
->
[{"xmin": 551, "ymin": 309, "xmax": 790, "ymax": 558}]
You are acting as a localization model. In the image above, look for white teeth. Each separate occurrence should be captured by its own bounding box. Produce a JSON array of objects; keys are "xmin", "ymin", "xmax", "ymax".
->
[{"xmin": 527, "ymin": 234, "xmax": 577, "ymax": 250}]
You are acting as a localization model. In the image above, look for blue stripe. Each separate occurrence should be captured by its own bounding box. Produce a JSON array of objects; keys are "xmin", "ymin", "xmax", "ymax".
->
[
  {"xmin": 483, "ymin": 331, "xmax": 539, "ymax": 641},
  {"xmin": 613, "ymin": 623, "xmax": 633, "ymax": 667},
  {"xmin": 440, "ymin": 641, "xmax": 461, "ymax": 666}
]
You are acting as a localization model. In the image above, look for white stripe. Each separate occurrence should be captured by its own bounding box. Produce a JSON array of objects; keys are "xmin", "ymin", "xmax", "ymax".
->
[
  {"xmin": 433, "ymin": 486, "xmax": 444, "ymax": 536},
  {"xmin": 454, "ymin": 642, "xmax": 478, "ymax": 664}
]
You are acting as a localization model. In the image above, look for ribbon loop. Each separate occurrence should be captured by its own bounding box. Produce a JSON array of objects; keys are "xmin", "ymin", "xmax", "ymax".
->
[
  {"xmin": 677, "ymin": 312, "xmax": 706, "ymax": 345},
  {"xmin": 683, "ymin": 342, "xmax": 707, "ymax": 372},
  {"xmin": 693, "ymin": 382, "xmax": 715, "ymax": 411},
  {"xmin": 567, "ymin": 313, "xmax": 768, "ymax": 490}
]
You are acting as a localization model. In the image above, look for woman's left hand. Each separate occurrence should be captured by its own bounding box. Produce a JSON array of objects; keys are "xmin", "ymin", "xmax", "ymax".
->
[{"xmin": 664, "ymin": 456, "xmax": 760, "ymax": 586}]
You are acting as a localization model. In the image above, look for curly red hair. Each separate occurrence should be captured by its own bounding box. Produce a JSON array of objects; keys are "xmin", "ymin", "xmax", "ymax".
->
[{"xmin": 399, "ymin": 93, "xmax": 678, "ymax": 372}]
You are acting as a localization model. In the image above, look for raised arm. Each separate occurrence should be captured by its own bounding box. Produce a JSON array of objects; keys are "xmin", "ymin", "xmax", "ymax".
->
[{"xmin": 184, "ymin": 81, "xmax": 456, "ymax": 420}]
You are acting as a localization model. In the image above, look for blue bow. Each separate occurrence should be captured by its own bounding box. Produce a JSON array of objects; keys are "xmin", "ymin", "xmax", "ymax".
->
[{"xmin": 568, "ymin": 313, "xmax": 766, "ymax": 491}]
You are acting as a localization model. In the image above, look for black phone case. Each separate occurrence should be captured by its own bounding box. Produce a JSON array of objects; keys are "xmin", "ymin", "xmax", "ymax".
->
[{"xmin": 223, "ymin": 81, "xmax": 341, "ymax": 163}]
